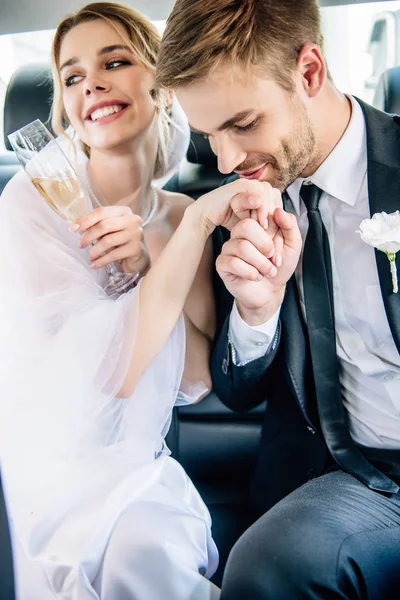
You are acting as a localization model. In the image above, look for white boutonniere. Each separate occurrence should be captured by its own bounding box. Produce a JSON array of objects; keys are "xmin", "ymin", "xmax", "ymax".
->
[{"xmin": 358, "ymin": 211, "xmax": 400, "ymax": 293}]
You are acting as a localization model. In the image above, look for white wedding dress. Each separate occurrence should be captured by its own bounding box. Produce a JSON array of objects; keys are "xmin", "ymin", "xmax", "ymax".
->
[{"xmin": 0, "ymin": 169, "xmax": 219, "ymax": 599}]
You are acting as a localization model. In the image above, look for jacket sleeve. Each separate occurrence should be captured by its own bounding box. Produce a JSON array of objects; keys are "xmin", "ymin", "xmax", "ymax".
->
[{"xmin": 210, "ymin": 314, "xmax": 281, "ymax": 412}]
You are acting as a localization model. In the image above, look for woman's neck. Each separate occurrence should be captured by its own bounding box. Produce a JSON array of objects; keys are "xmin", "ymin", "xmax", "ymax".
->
[{"xmin": 87, "ymin": 125, "xmax": 158, "ymax": 217}]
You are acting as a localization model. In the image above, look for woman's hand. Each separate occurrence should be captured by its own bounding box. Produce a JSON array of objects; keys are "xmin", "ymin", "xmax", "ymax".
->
[
  {"xmin": 71, "ymin": 205, "xmax": 151, "ymax": 275},
  {"xmin": 189, "ymin": 179, "xmax": 282, "ymax": 236}
]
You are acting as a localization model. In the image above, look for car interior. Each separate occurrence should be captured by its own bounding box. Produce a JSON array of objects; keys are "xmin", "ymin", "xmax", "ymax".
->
[{"xmin": 1, "ymin": 0, "xmax": 400, "ymax": 597}]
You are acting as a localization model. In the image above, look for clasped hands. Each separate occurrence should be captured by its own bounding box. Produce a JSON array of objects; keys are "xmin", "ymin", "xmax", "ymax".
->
[
  {"xmin": 70, "ymin": 179, "xmax": 302, "ymax": 326},
  {"xmin": 215, "ymin": 180, "xmax": 302, "ymax": 325}
]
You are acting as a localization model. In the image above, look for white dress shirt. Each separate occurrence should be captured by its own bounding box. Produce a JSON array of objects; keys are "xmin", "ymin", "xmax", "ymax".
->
[{"xmin": 229, "ymin": 96, "xmax": 400, "ymax": 449}]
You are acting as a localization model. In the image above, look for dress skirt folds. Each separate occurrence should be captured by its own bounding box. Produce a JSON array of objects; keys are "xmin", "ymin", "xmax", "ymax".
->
[{"xmin": 0, "ymin": 170, "xmax": 219, "ymax": 599}]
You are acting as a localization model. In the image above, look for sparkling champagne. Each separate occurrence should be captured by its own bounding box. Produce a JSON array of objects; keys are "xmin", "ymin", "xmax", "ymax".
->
[{"xmin": 31, "ymin": 176, "xmax": 87, "ymax": 222}]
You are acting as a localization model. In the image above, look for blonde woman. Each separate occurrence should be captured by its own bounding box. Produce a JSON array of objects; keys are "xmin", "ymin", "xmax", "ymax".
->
[{"xmin": 0, "ymin": 3, "xmax": 272, "ymax": 599}]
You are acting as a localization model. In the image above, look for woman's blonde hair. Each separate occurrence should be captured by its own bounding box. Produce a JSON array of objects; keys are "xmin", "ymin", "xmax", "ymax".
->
[{"xmin": 51, "ymin": 1, "xmax": 170, "ymax": 178}]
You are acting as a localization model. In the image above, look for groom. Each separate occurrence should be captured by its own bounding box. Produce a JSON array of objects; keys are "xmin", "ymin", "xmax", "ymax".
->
[{"xmin": 156, "ymin": 0, "xmax": 400, "ymax": 598}]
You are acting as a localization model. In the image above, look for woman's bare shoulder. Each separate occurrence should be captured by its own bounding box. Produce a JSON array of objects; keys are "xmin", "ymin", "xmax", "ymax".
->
[
  {"xmin": 158, "ymin": 190, "xmax": 195, "ymax": 228},
  {"xmin": 160, "ymin": 189, "xmax": 194, "ymax": 208}
]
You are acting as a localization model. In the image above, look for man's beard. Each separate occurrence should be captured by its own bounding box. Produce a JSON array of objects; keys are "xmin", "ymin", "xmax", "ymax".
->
[
  {"xmin": 273, "ymin": 101, "xmax": 316, "ymax": 191},
  {"xmin": 236, "ymin": 97, "xmax": 316, "ymax": 192}
]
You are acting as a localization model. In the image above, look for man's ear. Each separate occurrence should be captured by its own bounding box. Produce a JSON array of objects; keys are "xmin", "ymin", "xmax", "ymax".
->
[{"xmin": 297, "ymin": 43, "xmax": 326, "ymax": 98}]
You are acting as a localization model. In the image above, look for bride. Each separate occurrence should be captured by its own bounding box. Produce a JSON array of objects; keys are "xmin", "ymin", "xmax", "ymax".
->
[{"xmin": 0, "ymin": 3, "xmax": 269, "ymax": 599}]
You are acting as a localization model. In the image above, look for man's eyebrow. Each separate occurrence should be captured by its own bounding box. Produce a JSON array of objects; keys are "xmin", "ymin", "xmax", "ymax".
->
[
  {"xmin": 189, "ymin": 110, "xmax": 253, "ymax": 137},
  {"xmin": 60, "ymin": 44, "xmax": 132, "ymax": 72}
]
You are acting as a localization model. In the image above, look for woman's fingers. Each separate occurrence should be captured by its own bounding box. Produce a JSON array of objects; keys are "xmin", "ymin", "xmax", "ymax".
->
[
  {"xmin": 71, "ymin": 205, "xmax": 133, "ymax": 233},
  {"xmin": 88, "ymin": 233, "xmax": 142, "ymax": 262},
  {"xmin": 230, "ymin": 193, "xmax": 263, "ymax": 222},
  {"xmin": 79, "ymin": 215, "xmax": 143, "ymax": 248},
  {"xmin": 231, "ymin": 183, "xmax": 282, "ymax": 232},
  {"xmin": 91, "ymin": 243, "xmax": 142, "ymax": 269}
]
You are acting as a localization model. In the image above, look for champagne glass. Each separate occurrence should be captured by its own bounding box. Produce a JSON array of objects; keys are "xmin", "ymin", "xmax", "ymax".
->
[{"xmin": 8, "ymin": 119, "xmax": 139, "ymax": 296}]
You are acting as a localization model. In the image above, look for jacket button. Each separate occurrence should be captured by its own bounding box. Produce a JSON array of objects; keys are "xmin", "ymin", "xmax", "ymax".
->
[
  {"xmin": 307, "ymin": 425, "xmax": 316, "ymax": 434},
  {"xmin": 222, "ymin": 358, "xmax": 229, "ymax": 375}
]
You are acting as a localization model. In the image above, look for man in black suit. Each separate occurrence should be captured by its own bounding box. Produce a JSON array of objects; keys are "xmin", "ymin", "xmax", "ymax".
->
[{"xmin": 156, "ymin": 0, "xmax": 400, "ymax": 597}]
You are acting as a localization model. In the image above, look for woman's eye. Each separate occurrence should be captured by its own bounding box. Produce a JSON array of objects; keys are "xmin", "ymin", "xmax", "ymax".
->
[
  {"xmin": 64, "ymin": 75, "xmax": 81, "ymax": 87},
  {"xmin": 106, "ymin": 60, "xmax": 131, "ymax": 69},
  {"xmin": 235, "ymin": 118, "xmax": 259, "ymax": 133}
]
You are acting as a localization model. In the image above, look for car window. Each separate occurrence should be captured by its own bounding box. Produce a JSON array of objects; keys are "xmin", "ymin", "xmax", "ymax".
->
[{"xmin": 320, "ymin": 0, "xmax": 400, "ymax": 103}]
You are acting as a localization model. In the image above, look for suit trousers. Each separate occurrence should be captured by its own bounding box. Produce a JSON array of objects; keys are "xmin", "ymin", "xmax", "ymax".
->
[{"xmin": 220, "ymin": 469, "xmax": 400, "ymax": 599}]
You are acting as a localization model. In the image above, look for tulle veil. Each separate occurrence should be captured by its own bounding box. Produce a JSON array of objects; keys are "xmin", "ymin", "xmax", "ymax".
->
[{"xmin": 0, "ymin": 98, "xmax": 193, "ymax": 566}]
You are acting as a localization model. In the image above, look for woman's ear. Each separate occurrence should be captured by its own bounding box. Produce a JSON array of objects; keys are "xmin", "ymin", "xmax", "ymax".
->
[
  {"xmin": 164, "ymin": 89, "xmax": 174, "ymax": 107},
  {"xmin": 164, "ymin": 89, "xmax": 174, "ymax": 115}
]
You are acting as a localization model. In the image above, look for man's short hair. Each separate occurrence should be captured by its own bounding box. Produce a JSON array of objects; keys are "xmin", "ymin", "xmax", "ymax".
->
[{"xmin": 156, "ymin": 0, "xmax": 324, "ymax": 92}]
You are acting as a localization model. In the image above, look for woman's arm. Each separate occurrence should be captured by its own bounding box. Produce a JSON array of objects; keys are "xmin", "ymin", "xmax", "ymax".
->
[
  {"xmin": 121, "ymin": 208, "xmax": 211, "ymax": 396},
  {"xmin": 182, "ymin": 237, "xmax": 215, "ymax": 399},
  {"xmin": 74, "ymin": 178, "xmax": 275, "ymax": 398}
]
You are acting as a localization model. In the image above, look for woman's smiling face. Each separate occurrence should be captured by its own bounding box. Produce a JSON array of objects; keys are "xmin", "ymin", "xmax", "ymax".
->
[{"xmin": 59, "ymin": 18, "xmax": 157, "ymax": 152}]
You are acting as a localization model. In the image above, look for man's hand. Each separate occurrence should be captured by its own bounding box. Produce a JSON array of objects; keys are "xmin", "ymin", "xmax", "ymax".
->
[
  {"xmin": 216, "ymin": 207, "xmax": 302, "ymax": 325},
  {"xmin": 71, "ymin": 205, "xmax": 151, "ymax": 275}
]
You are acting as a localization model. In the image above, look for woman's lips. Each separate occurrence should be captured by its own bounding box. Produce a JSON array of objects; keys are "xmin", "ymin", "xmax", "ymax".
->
[{"xmin": 86, "ymin": 105, "xmax": 129, "ymax": 125}]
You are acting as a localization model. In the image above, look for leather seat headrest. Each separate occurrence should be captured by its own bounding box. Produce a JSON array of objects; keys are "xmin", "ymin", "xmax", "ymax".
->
[
  {"xmin": 4, "ymin": 63, "xmax": 53, "ymax": 150},
  {"xmin": 187, "ymin": 131, "xmax": 217, "ymax": 168},
  {"xmin": 373, "ymin": 66, "xmax": 400, "ymax": 115}
]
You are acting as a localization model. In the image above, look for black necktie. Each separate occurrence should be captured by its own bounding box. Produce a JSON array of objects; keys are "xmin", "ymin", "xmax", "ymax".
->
[{"xmin": 301, "ymin": 183, "xmax": 397, "ymax": 492}]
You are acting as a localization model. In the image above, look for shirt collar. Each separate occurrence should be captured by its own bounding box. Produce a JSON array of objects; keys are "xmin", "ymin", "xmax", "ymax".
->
[{"xmin": 286, "ymin": 95, "xmax": 367, "ymax": 215}]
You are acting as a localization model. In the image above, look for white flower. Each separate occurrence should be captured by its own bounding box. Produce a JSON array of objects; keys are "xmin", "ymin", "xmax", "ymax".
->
[{"xmin": 358, "ymin": 211, "xmax": 400, "ymax": 293}]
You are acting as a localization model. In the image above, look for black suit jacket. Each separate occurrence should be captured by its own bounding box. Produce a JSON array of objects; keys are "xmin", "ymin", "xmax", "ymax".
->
[{"xmin": 210, "ymin": 99, "xmax": 400, "ymax": 515}]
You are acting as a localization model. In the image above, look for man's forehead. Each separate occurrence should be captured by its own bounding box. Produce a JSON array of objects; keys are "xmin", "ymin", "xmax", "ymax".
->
[
  {"xmin": 175, "ymin": 69, "xmax": 277, "ymax": 131},
  {"xmin": 186, "ymin": 65, "xmax": 263, "ymax": 91}
]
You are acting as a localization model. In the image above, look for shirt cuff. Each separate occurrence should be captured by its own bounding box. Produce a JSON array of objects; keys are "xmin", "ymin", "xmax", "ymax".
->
[{"xmin": 228, "ymin": 301, "xmax": 280, "ymax": 366}]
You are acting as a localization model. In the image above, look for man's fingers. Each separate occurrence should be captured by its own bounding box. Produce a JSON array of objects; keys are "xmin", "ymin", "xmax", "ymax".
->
[
  {"xmin": 271, "ymin": 230, "xmax": 284, "ymax": 268},
  {"xmin": 222, "ymin": 238, "xmax": 278, "ymax": 278},
  {"xmin": 264, "ymin": 188, "xmax": 282, "ymax": 235},
  {"xmin": 273, "ymin": 207, "xmax": 302, "ymax": 249},
  {"xmin": 216, "ymin": 253, "xmax": 264, "ymax": 282},
  {"xmin": 231, "ymin": 218, "xmax": 275, "ymax": 259}
]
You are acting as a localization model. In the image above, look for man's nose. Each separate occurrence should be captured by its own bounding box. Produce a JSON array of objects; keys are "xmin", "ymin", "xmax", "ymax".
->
[{"xmin": 213, "ymin": 136, "xmax": 247, "ymax": 175}]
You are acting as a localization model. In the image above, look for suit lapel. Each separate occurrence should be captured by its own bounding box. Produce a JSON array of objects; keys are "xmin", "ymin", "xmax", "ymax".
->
[{"xmin": 357, "ymin": 99, "xmax": 400, "ymax": 354}]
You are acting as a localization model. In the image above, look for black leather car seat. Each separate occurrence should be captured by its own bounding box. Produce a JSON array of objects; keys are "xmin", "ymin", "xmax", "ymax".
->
[
  {"xmin": 373, "ymin": 65, "xmax": 400, "ymax": 114},
  {"xmin": 1, "ymin": 63, "xmax": 53, "ymax": 192}
]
